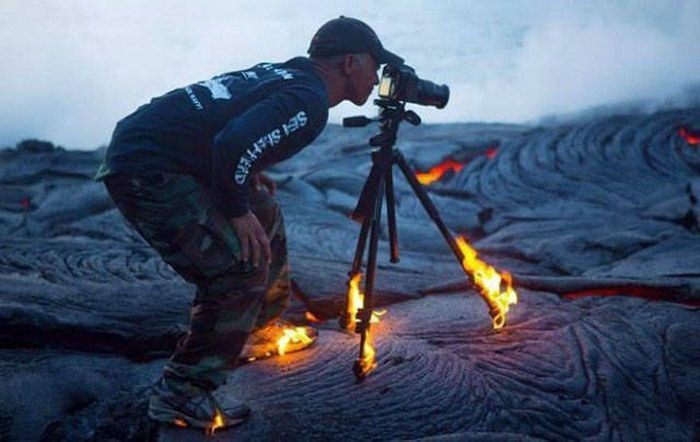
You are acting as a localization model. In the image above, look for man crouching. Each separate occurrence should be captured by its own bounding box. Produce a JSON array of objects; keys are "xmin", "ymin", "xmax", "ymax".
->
[{"xmin": 96, "ymin": 17, "xmax": 403, "ymax": 431}]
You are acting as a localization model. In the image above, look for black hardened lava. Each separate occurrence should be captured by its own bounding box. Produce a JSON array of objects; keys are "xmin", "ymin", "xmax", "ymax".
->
[{"xmin": 0, "ymin": 109, "xmax": 699, "ymax": 441}]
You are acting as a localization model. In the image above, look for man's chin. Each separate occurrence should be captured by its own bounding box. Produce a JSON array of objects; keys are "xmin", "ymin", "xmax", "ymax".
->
[{"xmin": 352, "ymin": 95, "xmax": 371, "ymax": 106}]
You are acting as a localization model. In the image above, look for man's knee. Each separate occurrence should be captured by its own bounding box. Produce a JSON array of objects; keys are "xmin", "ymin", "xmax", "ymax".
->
[{"xmin": 203, "ymin": 268, "xmax": 268, "ymax": 300}]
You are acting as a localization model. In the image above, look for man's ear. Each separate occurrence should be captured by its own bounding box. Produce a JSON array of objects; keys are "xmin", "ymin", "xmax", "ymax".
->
[{"xmin": 341, "ymin": 54, "xmax": 355, "ymax": 76}]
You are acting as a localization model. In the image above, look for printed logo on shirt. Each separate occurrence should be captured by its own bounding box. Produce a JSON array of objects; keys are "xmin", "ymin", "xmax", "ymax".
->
[
  {"xmin": 234, "ymin": 110, "xmax": 308, "ymax": 184},
  {"xmin": 186, "ymin": 75, "xmax": 235, "ymax": 110},
  {"xmin": 185, "ymin": 87, "xmax": 204, "ymax": 110},
  {"xmin": 259, "ymin": 63, "xmax": 294, "ymax": 80},
  {"xmin": 242, "ymin": 71, "xmax": 259, "ymax": 80},
  {"xmin": 198, "ymin": 76, "xmax": 234, "ymax": 100}
]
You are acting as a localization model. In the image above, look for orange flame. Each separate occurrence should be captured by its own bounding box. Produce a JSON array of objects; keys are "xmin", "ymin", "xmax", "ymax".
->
[
  {"xmin": 455, "ymin": 236, "xmax": 518, "ymax": 329},
  {"xmin": 346, "ymin": 273, "xmax": 384, "ymax": 329},
  {"xmin": 276, "ymin": 326, "xmax": 314, "ymax": 356},
  {"xmin": 346, "ymin": 273, "xmax": 385, "ymax": 378},
  {"xmin": 679, "ymin": 126, "xmax": 700, "ymax": 145},
  {"xmin": 206, "ymin": 409, "xmax": 225, "ymax": 436},
  {"xmin": 356, "ymin": 329, "xmax": 378, "ymax": 377},
  {"xmin": 416, "ymin": 158, "xmax": 465, "ymax": 185},
  {"xmin": 347, "ymin": 273, "xmax": 364, "ymax": 328}
]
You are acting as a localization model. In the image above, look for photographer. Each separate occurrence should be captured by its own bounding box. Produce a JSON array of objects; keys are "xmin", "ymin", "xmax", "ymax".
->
[{"xmin": 96, "ymin": 16, "xmax": 402, "ymax": 431}]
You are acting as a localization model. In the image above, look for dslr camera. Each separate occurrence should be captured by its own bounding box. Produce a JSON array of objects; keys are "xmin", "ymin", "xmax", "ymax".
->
[{"xmin": 377, "ymin": 64, "xmax": 449, "ymax": 109}]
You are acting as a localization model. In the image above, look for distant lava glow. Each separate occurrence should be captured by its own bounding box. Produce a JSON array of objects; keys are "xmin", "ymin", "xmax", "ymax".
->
[
  {"xmin": 305, "ymin": 311, "xmax": 321, "ymax": 323},
  {"xmin": 416, "ymin": 158, "xmax": 465, "ymax": 185},
  {"xmin": 416, "ymin": 147, "xmax": 499, "ymax": 185},
  {"xmin": 678, "ymin": 126, "xmax": 700, "ymax": 145}
]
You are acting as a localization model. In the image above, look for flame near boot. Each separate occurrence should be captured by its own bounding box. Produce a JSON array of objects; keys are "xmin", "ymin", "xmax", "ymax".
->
[{"xmin": 240, "ymin": 319, "xmax": 318, "ymax": 361}]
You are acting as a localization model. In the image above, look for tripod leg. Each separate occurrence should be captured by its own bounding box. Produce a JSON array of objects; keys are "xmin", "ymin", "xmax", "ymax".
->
[
  {"xmin": 351, "ymin": 217, "xmax": 371, "ymax": 274},
  {"xmin": 354, "ymin": 178, "xmax": 384, "ymax": 379},
  {"xmin": 385, "ymin": 166, "xmax": 399, "ymax": 263},
  {"xmin": 394, "ymin": 151, "xmax": 464, "ymax": 264},
  {"xmin": 339, "ymin": 216, "xmax": 371, "ymax": 330},
  {"xmin": 397, "ymin": 151, "xmax": 513, "ymax": 326},
  {"xmin": 363, "ymin": 178, "xmax": 384, "ymax": 321},
  {"xmin": 341, "ymin": 150, "xmax": 391, "ymax": 330},
  {"xmin": 351, "ymin": 147, "xmax": 393, "ymax": 223}
]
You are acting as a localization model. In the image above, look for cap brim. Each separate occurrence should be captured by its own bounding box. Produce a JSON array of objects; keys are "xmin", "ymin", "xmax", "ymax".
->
[{"xmin": 377, "ymin": 48, "xmax": 404, "ymax": 66}]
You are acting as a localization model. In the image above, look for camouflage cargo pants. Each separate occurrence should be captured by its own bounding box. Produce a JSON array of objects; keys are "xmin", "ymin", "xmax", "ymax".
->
[{"xmin": 104, "ymin": 172, "xmax": 290, "ymax": 396}]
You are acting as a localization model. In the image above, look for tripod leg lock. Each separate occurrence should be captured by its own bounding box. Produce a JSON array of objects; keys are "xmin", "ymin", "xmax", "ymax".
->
[{"xmin": 355, "ymin": 308, "xmax": 373, "ymax": 334}]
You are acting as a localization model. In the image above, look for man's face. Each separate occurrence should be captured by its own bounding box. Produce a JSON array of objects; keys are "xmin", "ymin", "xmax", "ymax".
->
[{"xmin": 346, "ymin": 54, "xmax": 380, "ymax": 105}]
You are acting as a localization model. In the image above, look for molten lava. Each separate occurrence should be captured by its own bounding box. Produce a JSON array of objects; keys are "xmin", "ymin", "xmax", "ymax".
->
[
  {"xmin": 277, "ymin": 326, "xmax": 314, "ymax": 356},
  {"xmin": 678, "ymin": 126, "xmax": 700, "ymax": 145},
  {"xmin": 173, "ymin": 418, "xmax": 188, "ymax": 428},
  {"xmin": 305, "ymin": 311, "xmax": 321, "ymax": 323},
  {"xmin": 416, "ymin": 148, "xmax": 499, "ymax": 185},
  {"xmin": 455, "ymin": 236, "xmax": 518, "ymax": 329},
  {"xmin": 416, "ymin": 158, "xmax": 465, "ymax": 185}
]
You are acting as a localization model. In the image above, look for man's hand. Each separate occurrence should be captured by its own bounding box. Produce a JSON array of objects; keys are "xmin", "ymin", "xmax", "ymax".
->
[
  {"xmin": 251, "ymin": 172, "xmax": 276, "ymax": 196},
  {"xmin": 231, "ymin": 211, "xmax": 271, "ymax": 267}
]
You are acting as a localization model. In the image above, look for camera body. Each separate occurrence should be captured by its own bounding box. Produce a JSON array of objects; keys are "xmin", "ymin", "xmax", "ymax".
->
[{"xmin": 378, "ymin": 64, "xmax": 449, "ymax": 109}]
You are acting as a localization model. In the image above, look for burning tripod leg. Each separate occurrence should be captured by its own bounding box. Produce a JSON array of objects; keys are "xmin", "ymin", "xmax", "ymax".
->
[
  {"xmin": 343, "ymin": 168, "xmax": 388, "ymax": 379},
  {"xmin": 337, "ymin": 140, "xmax": 397, "ymax": 379},
  {"xmin": 339, "ymin": 218, "xmax": 371, "ymax": 331},
  {"xmin": 353, "ymin": 176, "xmax": 385, "ymax": 378},
  {"xmin": 394, "ymin": 151, "xmax": 518, "ymax": 330},
  {"xmin": 353, "ymin": 307, "xmax": 377, "ymax": 378}
]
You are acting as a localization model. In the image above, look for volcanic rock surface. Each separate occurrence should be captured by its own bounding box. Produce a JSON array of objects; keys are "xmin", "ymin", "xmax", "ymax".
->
[{"xmin": 0, "ymin": 109, "xmax": 699, "ymax": 441}]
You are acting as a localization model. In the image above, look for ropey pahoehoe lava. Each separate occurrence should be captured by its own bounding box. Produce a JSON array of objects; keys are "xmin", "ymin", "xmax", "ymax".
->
[{"xmin": 0, "ymin": 108, "xmax": 698, "ymax": 441}]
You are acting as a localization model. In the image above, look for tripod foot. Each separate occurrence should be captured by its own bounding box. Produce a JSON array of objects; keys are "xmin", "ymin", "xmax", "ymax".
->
[
  {"xmin": 352, "ymin": 359, "xmax": 369, "ymax": 381},
  {"xmin": 353, "ymin": 356, "xmax": 377, "ymax": 380}
]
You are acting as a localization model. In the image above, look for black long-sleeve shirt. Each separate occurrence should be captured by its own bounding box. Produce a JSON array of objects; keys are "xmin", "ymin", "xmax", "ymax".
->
[{"xmin": 96, "ymin": 57, "xmax": 329, "ymax": 217}]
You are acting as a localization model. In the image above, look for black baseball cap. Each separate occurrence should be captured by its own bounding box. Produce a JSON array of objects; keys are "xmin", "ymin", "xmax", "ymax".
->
[{"xmin": 308, "ymin": 16, "xmax": 404, "ymax": 66}]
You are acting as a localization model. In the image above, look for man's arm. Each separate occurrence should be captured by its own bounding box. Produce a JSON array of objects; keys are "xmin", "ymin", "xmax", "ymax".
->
[{"xmin": 211, "ymin": 83, "xmax": 327, "ymax": 265}]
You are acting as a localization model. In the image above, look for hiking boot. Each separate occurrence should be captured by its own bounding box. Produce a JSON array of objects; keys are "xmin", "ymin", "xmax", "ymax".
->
[
  {"xmin": 148, "ymin": 379, "xmax": 251, "ymax": 432},
  {"xmin": 240, "ymin": 319, "xmax": 318, "ymax": 361}
]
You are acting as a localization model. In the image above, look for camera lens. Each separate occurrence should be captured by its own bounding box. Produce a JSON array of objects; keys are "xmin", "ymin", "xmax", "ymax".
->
[{"xmin": 415, "ymin": 80, "xmax": 450, "ymax": 109}]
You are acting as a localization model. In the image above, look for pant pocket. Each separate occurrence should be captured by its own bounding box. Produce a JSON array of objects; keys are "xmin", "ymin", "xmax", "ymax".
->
[
  {"xmin": 173, "ymin": 226, "xmax": 228, "ymax": 281},
  {"xmin": 172, "ymin": 211, "xmax": 253, "ymax": 281}
]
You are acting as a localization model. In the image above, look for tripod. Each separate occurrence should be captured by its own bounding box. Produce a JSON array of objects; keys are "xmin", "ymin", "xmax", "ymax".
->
[{"xmin": 339, "ymin": 99, "xmax": 500, "ymax": 380}]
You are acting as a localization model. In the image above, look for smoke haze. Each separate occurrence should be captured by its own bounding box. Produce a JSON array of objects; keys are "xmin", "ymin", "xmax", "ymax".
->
[{"xmin": 1, "ymin": 0, "xmax": 698, "ymax": 149}]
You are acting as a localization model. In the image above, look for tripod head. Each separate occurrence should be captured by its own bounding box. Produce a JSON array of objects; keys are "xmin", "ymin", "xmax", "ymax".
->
[
  {"xmin": 342, "ymin": 99, "xmax": 423, "ymax": 225},
  {"xmin": 343, "ymin": 99, "xmax": 422, "ymax": 148}
]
